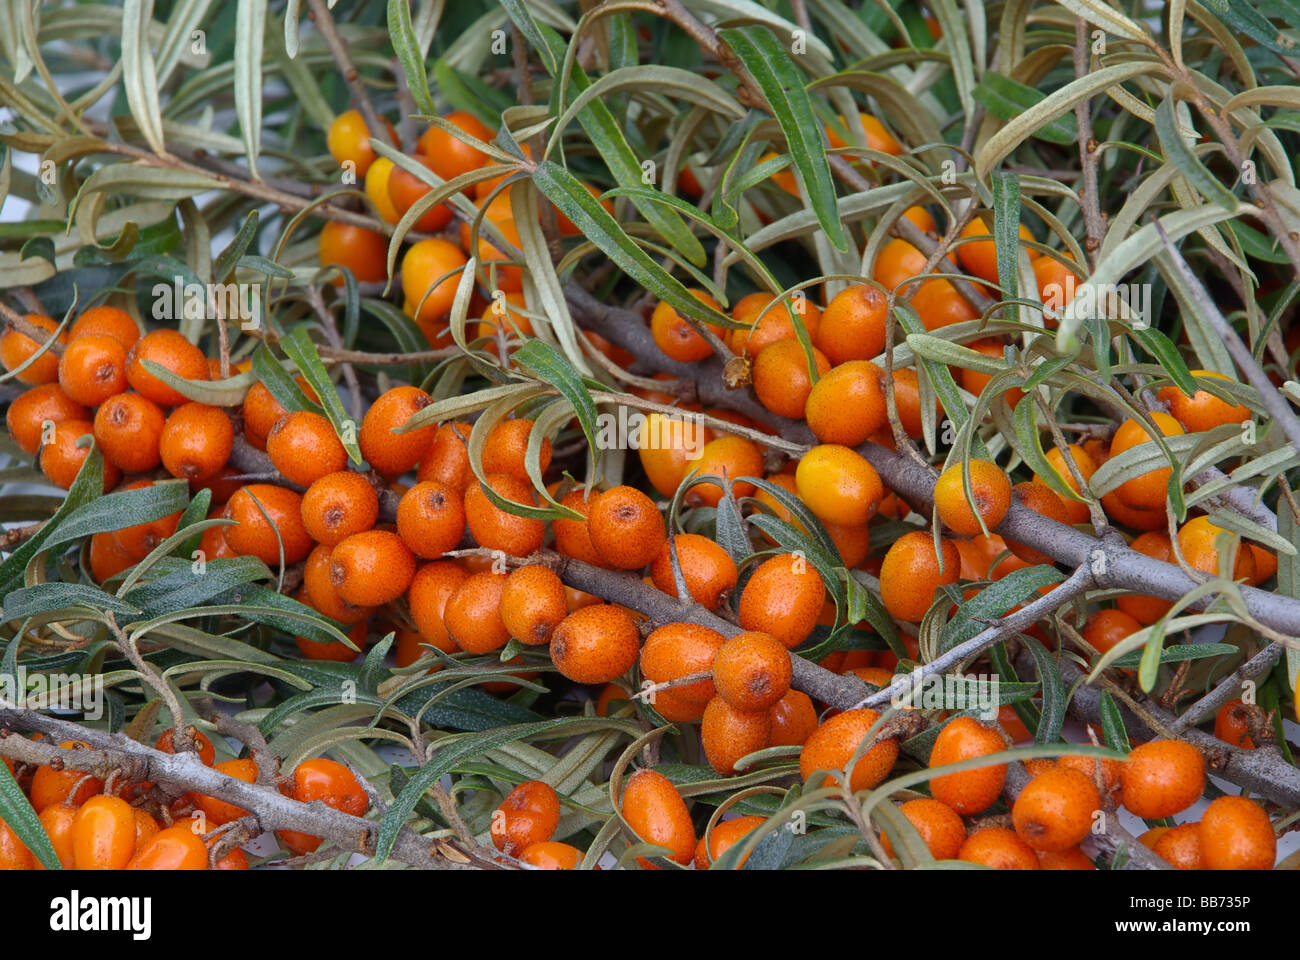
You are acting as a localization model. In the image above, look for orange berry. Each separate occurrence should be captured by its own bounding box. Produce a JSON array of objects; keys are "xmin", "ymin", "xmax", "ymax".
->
[
  {"xmin": 318, "ymin": 221, "xmax": 388, "ymax": 284},
  {"xmin": 296, "ymin": 617, "xmax": 368, "ymax": 662},
  {"xmin": 7, "ymin": 383, "xmax": 89, "ymax": 455},
  {"xmin": 826, "ymin": 112, "xmax": 902, "ymax": 154},
  {"xmin": 160, "ymin": 402, "xmax": 233, "ymax": 482},
  {"xmin": 795, "ymin": 444, "xmax": 884, "ymax": 527},
  {"xmin": 57, "ymin": 332, "xmax": 127, "ymax": 406},
  {"xmin": 640, "ymin": 622, "xmax": 726, "ymax": 703},
  {"xmin": 396, "ymin": 480, "xmax": 466, "ymax": 558},
  {"xmin": 240, "ymin": 379, "xmax": 319, "ymax": 449},
  {"xmin": 401, "ymin": 238, "xmax": 468, "ymax": 325},
  {"xmin": 1, "ymin": 313, "xmax": 65, "ymax": 384},
  {"xmin": 1177, "ymin": 515, "xmax": 1254, "ymax": 581},
  {"xmin": 443, "ymin": 570, "xmax": 510, "ymax": 654},
  {"xmin": 68, "ymin": 305, "xmax": 140, "ymax": 349},
  {"xmin": 1058, "ymin": 753, "xmax": 1122, "ymax": 794},
  {"xmin": 195, "ymin": 758, "xmax": 258, "ymax": 826},
  {"xmin": 278, "ymin": 757, "xmax": 368, "ymax": 855},
  {"xmin": 364, "ymin": 156, "xmax": 401, "ymax": 224},
  {"xmin": 490, "ymin": 780, "xmax": 561, "ymax": 856},
  {"xmin": 956, "ymin": 216, "xmax": 1036, "ymax": 285},
  {"xmin": 799, "ymin": 708, "xmax": 899, "ymax": 792},
  {"xmin": 328, "ymin": 529, "xmax": 416, "ymax": 606},
  {"xmin": 1037, "ymin": 846, "xmax": 1097, "ymax": 870},
  {"xmin": 326, "ymin": 108, "xmax": 394, "ymax": 177},
  {"xmin": 37, "ymin": 803, "xmax": 78, "ymax": 870},
  {"xmin": 1005, "ymin": 481, "xmax": 1070, "ymax": 563},
  {"xmin": 417, "ymin": 421, "xmax": 474, "ymax": 493},
  {"xmin": 125, "ymin": 329, "xmax": 209, "ymax": 406},
  {"xmin": 360, "ymin": 385, "xmax": 437, "ymax": 480},
  {"xmin": 649, "ymin": 534, "xmax": 738, "ymax": 608},
  {"xmin": 29, "ymin": 742, "xmax": 103, "ymax": 812},
  {"xmin": 407, "ymin": 560, "xmax": 469, "ymax": 647},
  {"xmin": 805, "ymin": 361, "xmax": 888, "ymax": 446},
  {"xmin": 550, "ymin": 604, "xmax": 640, "ymax": 684},
  {"xmin": 1081, "ymin": 608, "xmax": 1141, "ymax": 656},
  {"xmin": 300, "ymin": 471, "xmax": 380, "ymax": 546},
  {"xmin": 1152, "ymin": 823, "xmax": 1206, "ymax": 870},
  {"xmin": 91, "ymin": 392, "xmax": 164, "ymax": 473},
  {"xmin": 1012, "ymin": 767, "xmax": 1100, "ymax": 852},
  {"xmin": 1110, "ymin": 412, "xmax": 1185, "ymax": 511},
  {"xmin": 621, "ymin": 769, "xmax": 696, "ymax": 866},
  {"xmin": 1157, "ymin": 370, "xmax": 1251, "ymax": 433},
  {"xmin": 1115, "ymin": 531, "xmax": 1175, "ymax": 624},
  {"xmin": 387, "ymin": 154, "xmax": 456, "ymax": 233},
  {"xmin": 482, "ymin": 418, "xmax": 552, "ymax": 481},
  {"xmin": 1035, "ymin": 444, "xmax": 1097, "ymax": 525},
  {"xmin": 1199, "ymin": 795, "xmax": 1275, "ymax": 870},
  {"xmin": 650, "ymin": 290, "xmax": 724, "ymax": 363},
  {"xmin": 223, "ymin": 484, "xmax": 314, "ymax": 565},
  {"xmin": 929, "ymin": 716, "xmax": 1008, "ymax": 815},
  {"xmin": 958, "ymin": 827, "xmax": 1040, "ymax": 870},
  {"xmin": 519, "ymin": 841, "xmax": 582, "ymax": 869},
  {"xmin": 873, "ymin": 238, "xmax": 929, "ymax": 293},
  {"xmin": 701, "ymin": 696, "xmax": 773, "ymax": 775},
  {"xmin": 879, "ymin": 530, "xmax": 960, "ymax": 623},
  {"xmin": 737, "ymin": 552, "xmax": 827, "ymax": 649},
  {"xmin": 463, "ymin": 473, "xmax": 546, "ymax": 556},
  {"xmin": 934, "ymin": 459, "xmax": 1011, "ymax": 536},
  {"xmin": 588, "ymin": 485, "xmax": 666, "ymax": 570},
  {"xmin": 417, "ymin": 110, "xmax": 493, "ymax": 180},
  {"xmin": 752, "ymin": 339, "xmax": 831, "ymax": 419},
  {"xmin": 729, "ymin": 293, "xmax": 822, "ymax": 359},
  {"xmin": 552, "ymin": 488, "xmax": 608, "ymax": 567},
  {"xmin": 301, "ymin": 543, "xmax": 373, "ymax": 624},
  {"xmin": 890, "ymin": 368, "xmax": 926, "ymax": 438},
  {"xmin": 880, "ymin": 797, "xmax": 966, "ymax": 861},
  {"xmin": 815, "ymin": 285, "xmax": 887, "ymax": 366},
  {"xmin": 683, "ymin": 434, "xmax": 762, "ymax": 508},
  {"xmin": 956, "ymin": 338, "xmax": 1025, "ymax": 407},
  {"xmin": 637, "ymin": 412, "xmax": 706, "ymax": 498},
  {"xmin": 697, "ymin": 815, "xmax": 766, "ymax": 869},
  {"xmin": 1119, "ymin": 739, "xmax": 1205, "ymax": 818},
  {"xmin": 112, "ymin": 482, "xmax": 184, "ymax": 557},
  {"xmin": 500, "ymin": 564, "xmax": 567, "ymax": 645},
  {"xmin": 127, "ymin": 825, "xmax": 207, "ymax": 870},
  {"xmin": 1214, "ymin": 699, "xmax": 1257, "ymax": 750},
  {"xmin": 769, "ymin": 689, "xmax": 819, "ymax": 746},
  {"xmin": 0, "ymin": 819, "xmax": 34, "ymax": 870},
  {"xmin": 40, "ymin": 418, "xmax": 121, "ymax": 491},
  {"xmin": 71, "ymin": 795, "xmax": 136, "ymax": 870},
  {"xmin": 712, "ymin": 631, "xmax": 791, "ymax": 712},
  {"xmin": 89, "ymin": 531, "xmax": 136, "ymax": 582}
]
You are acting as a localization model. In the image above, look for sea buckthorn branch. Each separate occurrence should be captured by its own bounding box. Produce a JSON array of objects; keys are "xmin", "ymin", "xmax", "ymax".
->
[
  {"xmin": 1168, "ymin": 642, "xmax": 1286, "ymax": 735},
  {"xmin": 105, "ymin": 611, "xmax": 194, "ymax": 757},
  {"xmin": 0, "ymin": 707, "xmax": 504, "ymax": 870},
  {"xmin": 304, "ymin": 0, "xmax": 396, "ymax": 154},
  {"xmin": 1071, "ymin": 18, "xmax": 1105, "ymax": 265},
  {"xmin": 856, "ymin": 563, "xmax": 1098, "ymax": 712},
  {"xmin": 0, "ymin": 302, "xmax": 65, "ymax": 357}
]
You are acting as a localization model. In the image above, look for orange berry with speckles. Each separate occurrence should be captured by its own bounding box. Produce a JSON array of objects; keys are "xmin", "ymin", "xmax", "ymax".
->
[
  {"xmin": 696, "ymin": 815, "xmax": 766, "ymax": 869},
  {"xmin": 301, "ymin": 471, "xmax": 380, "ymax": 546},
  {"xmin": 72, "ymin": 795, "xmax": 137, "ymax": 871},
  {"xmin": 879, "ymin": 797, "xmax": 966, "ymax": 861},
  {"xmin": 701, "ymin": 696, "xmax": 772, "ymax": 775},
  {"xmin": 650, "ymin": 290, "xmax": 725, "ymax": 363},
  {"xmin": 649, "ymin": 534, "xmax": 738, "ymax": 609},
  {"xmin": 160, "ymin": 402, "xmax": 233, "ymax": 482},
  {"xmin": 815, "ymin": 285, "xmax": 887, "ymax": 366},
  {"xmin": 360, "ymin": 386, "xmax": 437, "ymax": 480},
  {"xmin": 318, "ymin": 221, "xmax": 388, "ymax": 284},
  {"xmin": 0, "ymin": 820, "xmax": 34, "ymax": 870},
  {"xmin": 277, "ymin": 758, "xmax": 368, "ymax": 855},
  {"xmin": 550, "ymin": 604, "xmax": 640, "ymax": 684},
  {"xmin": 640, "ymin": 622, "xmax": 726, "ymax": 704},
  {"xmin": 93, "ymin": 392, "xmax": 164, "ymax": 473},
  {"xmin": 929, "ymin": 716, "xmax": 1008, "ymax": 815},
  {"xmin": 40, "ymin": 419, "xmax": 120, "ymax": 491},
  {"xmin": 464, "ymin": 473, "xmax": 546, "ymax": 557},
  {"xmin": 112, "ymin": 480, "xmax": 183, "ymax": 559},
  {"xmin": 1111, "ymin": 413, "xmax": 1185, "ymax": 511},
  {"xmin": 29, "ymin": 742, "xmax": 103, "ymax": 813},
  {"xmin": 482, "ymin": 418, "xmax": 552, "ymax": 481},
  {"xmin": 1199, "ymin": 795, "xmax": 1275, "ymax": 870},
  {"xmin": 1214, "ymin": 699, "xmax": 1257, "ymax": 750},
  {"xmin": 417, "ymin": 422, "xmax": 474, "ymax": 493},
  {"xmin": 1012, "ymin": 767, "xmax": 1100, "ymax": 852},
  {"xmin": 329, "ymin": 529, "xmax": 416, "ymax": 606},
  {"xmin": 684, "ymin": 434, "xmax": 762, "ymax": 508},
  {"xmin": 1152, "ymin": 823, "xmax": 1205, "ymax": 870},
  {"xmin": 444, "ymin": 570, "xmax": 509, "ymax": 654},
  {"xmin": 753, "ymin": 339, "xmax": 831, "ymax": 419},
  {"xmin": 1081, "ymin": 608, "xmax": 1141, "ymax": 656},
  {"xmin": 396, "ymin": 480, "xmax": 466, "ymax": 558},
  {"xmin": 519, "ymin": 841, "xmax": 582, "ymax": 869},
  {"xmin": 737, "ymin": 552, "xmax": 826, "ymax": 650},
  {"xmin": 491, "ymin": 780, "xmax": 561, "ymax": 856},
  {"xmin": 266, "ymin": 410, "xmax": 347, "ymax": 486},
  {"xmin": 89, "ymin": 531, "xmax": 135, "ymax": 583},
  {"xmin": 8, "ymin": 383, "xmax": 88, "ymax": 456},
  {"xmin": 799, "ymin": 708, "xmax": 898, "ymax": 792},
  {"xmin": 880, "ymin": 531, "xmax": 960, "ymax": 623},
  {"xmin": 1058, "ymin": 753, "xmax": 1122, "ymax": 794},
  {"xmin": 295, "ymin": 617, "xmax": 367, "ymax": 662},
  {"xmin": 769, "ymin": 689, "xmax": 818, "ymax": 747},
  {"xmin": 959, "ymin": 827, "xmax": 1039, "ymax": 870},
  {"xmin": 223, "ymin": 484, "xmax": 313, "ymax": 565},
  {"xmin": 1, "ymin": 313, "xmax": 65, "ymax": 384},
  {"xmin": 1035, "ymin": 444, "xmax": 1096, "ymax": 525},
  {"xmin": 36, "ymin": 803, "xmax": 77, "ymax": 870},
  {"xmin": 805, "ymin": 360, "xmax": 888, "ymax": 446},
  {"xmin": 729, "ymin": 294, "xmax": 821, "ymax": 359},
  {"xmin": 500, "ymin": 564, "xmax": 567, "ymax": 645},
  {"xmin": 1157, "ymin": 370, "xmax": 1251, "ymax": 433},
  {"xmin": 1037, "ymin": 846, "xmax": 1096, "ymax": 869},
  {"xmin": 934, "ymin": 459, "xmax": 1011, "ymax": 537},
  {"xmin": 302, "ymin": 543, "xmax": 373, "ymax": 623},
  {"xmin": 621, "ymin": 769, "xmax": 695, "ymax": 866},
  {"xmin": 553, "ymin": 488, "xmax": 608, "ymax": 567},
  {"xmin": 796, "ymin": 444, "xmax": 884, "ymax": 527},
  {"xmin": 58, "ymin": 333, "xmax": 128, "ymax": 406},
  {"xmin": 588, "ymin": 485, "xmax": 665, "ymax": 570},
  {"xmin": 68, "ymin": 305, "xmax": 139, "ymax": 349},
  {"xmin": 1177, "ymin": 515, "xmax": 1255, "ymax": 581},
  {"xmin": 1119, "ymin": 739, "xmax": 1205, "ymax": 819},
  {"xmin": 127, "ymin": 825, "xmax": 207, "ymax": 870},
  {"xmin": 126, "ymin": 329, "xmax": 209, "ymax": 406},
  {"xmin": 407, "ymin": 560, "xmax": 469, "ymax": 647},
  {"xmin": 712, "ymin": 631, "xmax": 791, "ymax": 712}
]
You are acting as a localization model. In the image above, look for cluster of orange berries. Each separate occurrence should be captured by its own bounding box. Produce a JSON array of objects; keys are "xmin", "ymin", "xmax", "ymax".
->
[
  {"xmin": 0, "ymin": 730, "xmax": 366, "ymax": 870},
  {"xmin": 321, "ymin": 108, "xmax": 612, "ymax": 356}
]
